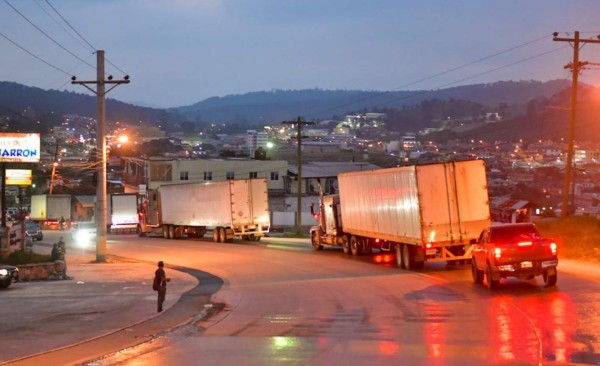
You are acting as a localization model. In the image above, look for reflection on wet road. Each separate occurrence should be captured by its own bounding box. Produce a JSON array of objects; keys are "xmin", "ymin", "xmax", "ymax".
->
[{"xmin": 91, "ymin": 236, "xmax": 600, "ymax": 365}]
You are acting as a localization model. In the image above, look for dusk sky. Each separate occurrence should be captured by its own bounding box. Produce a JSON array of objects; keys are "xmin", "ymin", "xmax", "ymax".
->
[{"xmin": 1, "ymin": 0, "xmax": 600, "ymax": 108}]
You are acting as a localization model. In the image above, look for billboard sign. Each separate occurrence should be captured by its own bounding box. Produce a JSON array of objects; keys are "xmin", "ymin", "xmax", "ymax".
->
[
  {"xmin": 6, "ymin": 169, "xmax": 32, "ymax": 186},
  {"xmin": 0, "ymin": 133, "xmax": 40, "ymax": 163}
]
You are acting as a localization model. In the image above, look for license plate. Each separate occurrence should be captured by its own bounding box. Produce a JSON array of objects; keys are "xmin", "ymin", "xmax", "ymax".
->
[
  {"xmin": 426, "ymin": 249, "xmax": 437, "ymax": 255},
  {"xmin": 521, "ymin": 261, "xmax": 533, "ymax": 268}
]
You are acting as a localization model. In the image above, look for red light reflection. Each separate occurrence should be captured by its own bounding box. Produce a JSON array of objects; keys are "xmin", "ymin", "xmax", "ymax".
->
[{"xmin": 489, "ymin": 292, "xmax": 574, "ymax": 363}]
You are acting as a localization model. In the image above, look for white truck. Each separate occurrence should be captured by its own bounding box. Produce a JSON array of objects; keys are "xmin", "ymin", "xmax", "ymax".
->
[
  {"xmin": 310, "ymin": 160, "xmax": 491, "ymax": 269},
  {"xmin": 138, "ymin": 178, "xmax": 270, "ymax": 241},
  {"xmin": 30, "ymin": 194, "xmax": 72, "ymax": 230},
  {"xmin": 108, "ymin": 193, "xmax": 139, "ymax": 233}
]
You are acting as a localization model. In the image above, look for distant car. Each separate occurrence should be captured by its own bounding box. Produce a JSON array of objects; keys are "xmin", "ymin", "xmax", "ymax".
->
[
  {"xmin": 471, "ymin": 222, "xmax": 558, "ymax": 289},
  {"xmin": 71, "ymin": 221, "xmax": 97, "ymax": 246},
  {"xmin": 0, "ymin": 264, "xmax": 18, "ymax": 289},
  {"xmin": 25, "ymin": 221, "xmax": 43, "ymax": 241}
]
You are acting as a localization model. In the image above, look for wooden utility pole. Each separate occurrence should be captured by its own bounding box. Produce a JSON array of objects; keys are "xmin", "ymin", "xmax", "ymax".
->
[
  {"xmin": 553, "ymin": 31, "xmax": 600, "ymax": 217},
  {"xmin": 282, "ymin": 117, "xmax": 315, "ymax": 236},
  {"xmin": 72, "ymin": 50, "xmax": 129, "ymax": 262}
]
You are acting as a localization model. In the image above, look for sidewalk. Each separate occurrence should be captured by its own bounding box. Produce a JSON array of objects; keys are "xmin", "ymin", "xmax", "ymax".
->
[{"xmin": 0, "ymin": 234, "xmax": 199, "ymax": 365}]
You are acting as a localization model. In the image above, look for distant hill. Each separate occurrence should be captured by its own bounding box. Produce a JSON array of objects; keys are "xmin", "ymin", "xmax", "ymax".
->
[
  {"xmin": 174, "ymin": 80, "xmax": 570, "ymax": 124},
  {"xmin": 0, "ymin": 82, "xmax": 183, "ymax": 129}
]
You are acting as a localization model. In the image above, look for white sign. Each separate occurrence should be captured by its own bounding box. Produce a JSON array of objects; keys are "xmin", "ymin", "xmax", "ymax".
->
[{"xmin": 0, "ymin": 133, "xmax": 41, "ymax": 163}]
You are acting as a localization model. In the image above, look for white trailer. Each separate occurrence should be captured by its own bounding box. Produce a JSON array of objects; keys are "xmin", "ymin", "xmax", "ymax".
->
[
  {"xmin": 139, "ymin": 178, "xmax": 270, "ymax": 241},
  {"xmin": 108, "ymin": 193, "xmax": 139, "ymax": 233},
  {"xmin": 310, "ymin": 160, "xmax": 491, "ymax": 269},
  {"xmin": 30, "ymin": 194, "xmax": 72, "ymax": 229}
]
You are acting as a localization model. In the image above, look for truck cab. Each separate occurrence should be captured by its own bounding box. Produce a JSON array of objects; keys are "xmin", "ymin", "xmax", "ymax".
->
[{"xmin": 310, "ymin": 195, "xmax": 345, "ymax": 250}]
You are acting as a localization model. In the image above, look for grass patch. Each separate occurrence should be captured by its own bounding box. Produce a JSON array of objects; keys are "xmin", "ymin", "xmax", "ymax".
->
[
  {"xmin": 536, "ymin": 216, "xmax": 600, "ymax": 262},
  {"xmin": 0, "ymin": 251, "xmax": 53, "ymax": 265}
]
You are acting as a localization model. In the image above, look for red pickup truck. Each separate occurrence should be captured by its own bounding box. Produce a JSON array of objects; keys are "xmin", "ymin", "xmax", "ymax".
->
[{"xmin": 471, "ymin": 222, "xmax": 558, "ymax": 289}]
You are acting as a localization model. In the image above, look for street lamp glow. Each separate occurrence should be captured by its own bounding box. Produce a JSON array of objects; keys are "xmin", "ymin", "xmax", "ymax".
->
[
  {"xmin": 266, "ymin": 141, "xmax": 274, "ymax": 149},
  {"xmin": 117, "ymin": 135, "xmax": 129, "ymax": 144}
]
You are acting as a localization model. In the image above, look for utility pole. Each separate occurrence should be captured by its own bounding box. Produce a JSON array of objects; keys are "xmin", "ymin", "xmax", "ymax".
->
[
  {"xmin": 553, "ymin": 31, "xmax": 600, "ymax": 217},
  {"xmin": 72, "ymin": 50, "xmax": 129, "ymax": 262},
  {"xmin": 282, "ymin": 117, "xmax": 315, "ymax": 236}
]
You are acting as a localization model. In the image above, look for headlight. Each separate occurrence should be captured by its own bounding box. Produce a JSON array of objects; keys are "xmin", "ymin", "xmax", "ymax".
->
[{"xmin": 0, "ymin": 269, "xmax": 8, "ymax": 276}]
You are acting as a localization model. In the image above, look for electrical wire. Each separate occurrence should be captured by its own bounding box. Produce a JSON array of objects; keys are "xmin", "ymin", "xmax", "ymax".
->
[
  {"xmin": 305, "ymin": 34, "xmax": 565, "ymax": 119},
  {"xmin": 0, "ymin": 30, "xmax": 72, "ymax": 76},
  {"xmin": 3, "ymin": 0, "xmax": 95, "ymax": 70},
  {"xmin": 43, "ymin": 0, "xmax": 96, "ymax": 52}
]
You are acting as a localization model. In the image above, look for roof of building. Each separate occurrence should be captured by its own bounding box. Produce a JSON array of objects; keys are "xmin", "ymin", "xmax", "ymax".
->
[
  {"xmin": 288, "ymin": 161, "xmax": 381, "ymax": 178},
  {"xmin": 490, "ymin": 197, "xmax": 534, "ymax": 210}
]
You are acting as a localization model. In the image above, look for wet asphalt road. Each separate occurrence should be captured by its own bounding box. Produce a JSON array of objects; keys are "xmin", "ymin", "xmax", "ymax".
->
[{"xmin": 86, "ymin": 235, "xmax": 600, "ymax": 366}]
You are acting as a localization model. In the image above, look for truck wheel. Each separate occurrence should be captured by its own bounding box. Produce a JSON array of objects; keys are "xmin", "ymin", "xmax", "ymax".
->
[
  {"xmin": 242, "ymin": 235, "xmax": 249, "ymax": 241},
  {"xmin": 174, "ymin": 226, "xmax": 183, "ymax": 239},
  {"xmin": 168, "ymin": 225, "xmax": 175, "ymax": 239},
  {"xmin": 219, "ymin": 227, "xmax": 227, "ymax": 243},
  {"xmin": 395, "ymin": 244, "xmax": 404, "ymax": 269},
  {"xmin": 350, "ymin": 236, "xmax": 360, "ymax": 256},
  {"xmin": 402, "ymin": 244, "xmax": 414, "ymax": 270},
  {"xmin": 163, "ymin": 226, "xmax": 169, "ymax": 239},
  {"xmin": 342, "ymin": 236, "xmax": 350, "ymax": 255},
  {"xmin": 137, "ymin": 225, "xmax": 146, "ymax": 237},
  {"xmin": 311, "ymin": 232, "xmax": 323, "ymax": 250},
  {"xmin": 213, "ymin": 227, "xmax": 221, "ymax": 242},
  {"xmin": 543, "ymin": 270, "xmax": 558, "ymax": 287},
  {"xmin": 471, "ymin": 258, "xmax": 484, "ymax": 284},
  {"xmin": 486, "ymin": 263, "xmax": 500, "ymax": 290}
]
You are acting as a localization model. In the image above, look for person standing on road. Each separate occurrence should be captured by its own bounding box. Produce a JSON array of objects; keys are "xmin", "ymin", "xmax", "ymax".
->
[
  {"xmin": 59, "ymin": 217, "xmax": 65, "ymax": 231},
  {"xmin": 154, "ymin": 261, "xmax": 170, "ymax": 312}
]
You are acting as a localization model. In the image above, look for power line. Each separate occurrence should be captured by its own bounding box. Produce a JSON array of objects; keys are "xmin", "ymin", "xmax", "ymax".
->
[
  {"xmin": 35, "ymin": 0, "xmax": 95, "ymax": 53},
  {"xmin": 0, "ymin": 30, "xmax": 72, "ymax": 76},
  {"xmin": 3, "ymin": 0, "xmax": 95, "ymax": 70},
  {"xmin": 305, "ymin": 34, "xmax": 555, "ymax": 119},
  {"xmin": 43, "ymin": 0, "xmax": 96, "ymax": 52}
]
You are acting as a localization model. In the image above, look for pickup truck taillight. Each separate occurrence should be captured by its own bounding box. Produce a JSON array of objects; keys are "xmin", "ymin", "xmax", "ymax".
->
[
  {"xmin": 550, "ymin": 242, "xmax": 557, "ymax": 255},
  {"xmin": 494, "ymin": 247, "xmax": 502, "ymax": 259}
]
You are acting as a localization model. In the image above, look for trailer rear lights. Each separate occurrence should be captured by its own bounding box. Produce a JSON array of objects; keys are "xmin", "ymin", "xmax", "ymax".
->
[
  {"xmin": 424, "ymin": 242, "xmax": 433, "ymax": 249},
  {"xmin": 550, "ymin": 242, "xmax": 557, "ymax": 255},
  {"xmin": 517, "ymin": 241, "xmax": 533, "ymax": 247},
  {"xmin": 494, "ymin": 247, "xmax": 502, "ymax": 259},
  {"xmin": 497, "ymin": 264, "xmax": 515, "ymax": 271}
]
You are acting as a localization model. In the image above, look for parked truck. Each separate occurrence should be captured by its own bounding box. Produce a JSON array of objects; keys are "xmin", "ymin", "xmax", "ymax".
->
[
  {"xmin": 30, "ymin": 194, "xmax": 72, "ymax": 230},
  {"xmin": 108, "ymin": 193, "xmax": 139, "ymax": 233},
  {"xmin": 138, "ymin": 178, "xmax": 270, "ymax": 241},
  {"xmin": 309, "ymin": 160, "xmax": 491, "ymax": 270}
]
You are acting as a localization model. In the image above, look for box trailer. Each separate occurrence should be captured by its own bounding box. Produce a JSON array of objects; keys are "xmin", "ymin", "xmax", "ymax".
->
[
  {"xmin": 139, "ymin": 178, "xmax": 270, "ymax": 241},
  {"xmin": 108, "ymin": 193, "xmax": 139, "ymax": 233},
  {"xmin": 310, "ymin": 160, "xmax": 491, "ymax": 269},
  {"xmin": 30, "ymin": 194, "xmax": 72, "ymax": 230}
]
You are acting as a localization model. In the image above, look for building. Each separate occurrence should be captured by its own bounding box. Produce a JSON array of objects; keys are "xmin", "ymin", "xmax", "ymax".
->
[{"xmin": 121, "ymin": 157, "xmax": 288, "ymax": 193}]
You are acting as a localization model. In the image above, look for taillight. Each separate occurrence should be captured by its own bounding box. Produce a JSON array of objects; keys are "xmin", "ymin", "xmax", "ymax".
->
[
  {"xmin": 517, "ymin": 241, "xmax": 533, "ymax": 247},
  {"xmin": 425, "ymin": 242, "xmax": 433, "ymax": 249},
  {"xmin": 494, "ymin": 247, "xmax": 502, "ymax": 259},
  {"xmin": 550, "ymin": 242, "xmax": 557, "ymax": 255}
]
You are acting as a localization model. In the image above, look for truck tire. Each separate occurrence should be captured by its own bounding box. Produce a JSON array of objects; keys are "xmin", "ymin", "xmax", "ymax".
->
[
  {"xmin": 174, "ymin": 226, "xmax": 184, "ymax": 239},
  {"xmin": 395, "ymin": 244, "xmax": 404, "ymax": 269},
  {"xmin": 486, "ymin": 263, "xmax": 500, "ymax": 290},
  {"xmin": 543, "ymin": 270, "xmax": 558, "ymax": 287},
  {"xmin": 213, "ymin": 227, "xmax": 221, "ymax": 242},
  {"xmin": 168, "ymin": 225, "xmax": 175, "ymax": 239},
  {"xmin": 402, "ymin": 244, "xmax": 414, "ymax": 270},
  {"xmin": 342, "ymin": 236, "xmax": 350, "ymax": 255},
  {"xmin": 311, "ymin": 232, "xmax": 323, "ymax": 250},
  {"xmin": 350, "ymin": 236, "xmax": 361, "ymax": 256},
  {"xmin": 242, "ymin": 235, "xmax": 249, "ymax": 241},
  {"xmin": 163, "ymin": 226, "xmax": 169, "ymax": 239},
  {"xmin": 219, "ymin": 227, "xmax": 227, "ymax": 243},
  {"xmin": 471, "ymin": 258, "xmax": 484, "ymax": 284},
  {"xmin": 137, "ymin": 225, "xmax": 146, "ymax": 237}
]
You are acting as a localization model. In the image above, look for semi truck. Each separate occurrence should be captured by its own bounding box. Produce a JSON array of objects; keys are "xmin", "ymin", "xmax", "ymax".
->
[
  {"xmin": 108, "ymin": 193, "xmax": 139, "ymax": 233},
  {"xmin": 30, "ymin": 194, "xmax": 72, "ymax": 230},
  {"xmin": 309, "ymin": 160, "xmax": 491, "ymax": 270},
  {"xmin": 138, "ymin": 178, "xmax": 270, "ymax": 241}
]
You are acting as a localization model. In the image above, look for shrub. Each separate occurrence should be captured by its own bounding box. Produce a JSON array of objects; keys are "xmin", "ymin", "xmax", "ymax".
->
[
  {"xmin": 536, "ymin": 216, "xmax": 600, "ymax": 262},
  {"xmin": 0, "ymin": 251, "xmax": 52, "ymax": 265}
]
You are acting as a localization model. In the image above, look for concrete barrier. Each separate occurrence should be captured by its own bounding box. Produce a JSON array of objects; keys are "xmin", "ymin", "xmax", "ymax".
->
[{"xmin": 17, "ymin": 261, "xmax": 66, "ymax": 281}]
